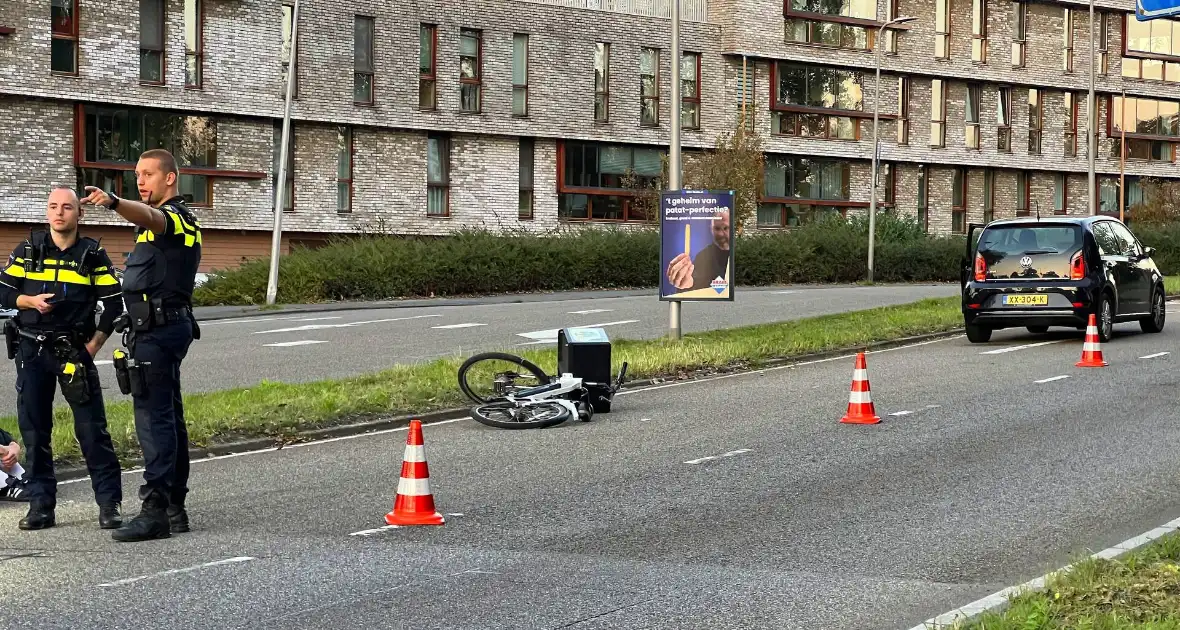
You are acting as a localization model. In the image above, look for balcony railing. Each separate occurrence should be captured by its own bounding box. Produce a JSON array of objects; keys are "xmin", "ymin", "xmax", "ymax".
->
[{"xmin": 517, "ymin": 0, "xmax": 710, "ymax": 22}]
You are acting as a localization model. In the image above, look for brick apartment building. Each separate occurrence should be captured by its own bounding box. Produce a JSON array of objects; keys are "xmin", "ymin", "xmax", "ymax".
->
[{"xmin": 0, "ymin": 0, "xmax": 1177, "ymax": 273}]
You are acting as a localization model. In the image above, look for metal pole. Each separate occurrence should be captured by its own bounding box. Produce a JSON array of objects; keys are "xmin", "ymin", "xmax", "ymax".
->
[
  {"xmin": 668, "ymin": 0, "xmax": 682, "ymax": 340},
  {"xmin": 1087, "ymin": 0, "xmax": 1096, "ymax": 216},
  {"xmin": 868, "ymin": 23, "xmax": 884, "ymax": 285},
  {"xmin": 1120, "ymin": 89, "xmax": 1126, "ymax": 222},
  {"xmin": 266, "ymin": 0, "xmax": 299, "ymax": 306}
]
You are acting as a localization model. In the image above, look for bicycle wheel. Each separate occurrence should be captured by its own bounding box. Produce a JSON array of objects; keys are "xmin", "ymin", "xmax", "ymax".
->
[
  {"xmin": 457, "ymin": 352, "xmax": 551, "ymax": 404},
  {"xmin": 471, "ymin": 400, "xmax": 571, "ymax": 430}
]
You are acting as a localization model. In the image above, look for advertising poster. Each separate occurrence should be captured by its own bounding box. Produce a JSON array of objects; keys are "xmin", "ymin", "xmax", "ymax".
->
[{"xmin": 659, "ymin": 189, "xmax": 736, "ymax": 301}]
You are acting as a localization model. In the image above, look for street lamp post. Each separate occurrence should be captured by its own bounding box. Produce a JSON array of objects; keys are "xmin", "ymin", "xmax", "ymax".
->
[
  {"xmin": 867, "ymin": 15, "xmax": 917, "ymax": 284},
  {"xmin": 668, "ymin": 0, "xmax": 683, "ymax": 340},
  {"xmin": 1088, "ymin": 0, "xmax": 1096, "ymax": 216},
  {"xmin": 266, "ymin": 0, "xmax": 300, "ymax": 306}
]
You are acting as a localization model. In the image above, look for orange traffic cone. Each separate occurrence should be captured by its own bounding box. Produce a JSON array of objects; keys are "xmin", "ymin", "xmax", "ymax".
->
[
  {"xmin": 840, "ymin": 352, "xmax": 881, "ymax": 424},
  {"xmin": 384, "ymin": 419, "xmax": 446, "ymax": 526},
  {"xmin": 1076, "ymin": 314, "xmax": 1108, "ymax": 368}
]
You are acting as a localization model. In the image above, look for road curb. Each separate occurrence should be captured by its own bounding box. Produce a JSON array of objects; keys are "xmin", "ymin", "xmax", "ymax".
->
[
  {"xmin": 906, "ymin": 516, "xmax": 1180, "ymax": 629},
  {"xmin": 51, "ymin": 326, "xmax": 967, "ymax": 484}
]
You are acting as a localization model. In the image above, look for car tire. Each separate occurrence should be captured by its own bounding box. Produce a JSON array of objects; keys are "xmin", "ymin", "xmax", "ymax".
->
[
  {"xmin": 1026, "ymin": 325, "xmax": 1049, "ymax": 334},
  {"xmin": 1095, "ymin": 292, "xmax": 1115, "ymax": 343},
  {"xmin": 1140, "ymin": 286, "xmax": 1166, "ymax": 334},
  {"xmin": 965, "ymin": 322, "xmax": 992, "ymax": 343}
]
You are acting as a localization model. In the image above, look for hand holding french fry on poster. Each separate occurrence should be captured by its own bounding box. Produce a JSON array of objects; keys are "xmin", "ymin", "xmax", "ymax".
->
[{"xmin": 666, "ymin": 223, "xmax": 695, "ymax": 290}]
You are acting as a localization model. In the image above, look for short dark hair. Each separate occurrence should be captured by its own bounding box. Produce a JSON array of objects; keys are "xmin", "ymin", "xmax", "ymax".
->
[{"xmin": 140, "ymin": 149, "xmax": 179, "ymax": 177}]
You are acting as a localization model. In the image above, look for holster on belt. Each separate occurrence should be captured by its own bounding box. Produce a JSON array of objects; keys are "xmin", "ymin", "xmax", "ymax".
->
[
  {"xmin": 51, "ymin": 334, "xmax": 90, "ymax": 405},
  {"xmin": 3, "ymin": 319, "xmax": 16, "ymax": 361}
]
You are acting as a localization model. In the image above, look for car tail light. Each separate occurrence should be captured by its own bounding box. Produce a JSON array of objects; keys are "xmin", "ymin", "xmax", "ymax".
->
[
  {"xmin": 974, "ymin": 253, "xmax": 987, "ymax": 282},
  {"xmin": 1070, "ymin": 251, "xmax": 1084, "ymax": 280}
]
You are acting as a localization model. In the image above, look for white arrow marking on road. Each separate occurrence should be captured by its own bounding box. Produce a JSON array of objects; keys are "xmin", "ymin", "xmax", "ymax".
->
[
  {"xmin": 264, "ymin": 340, "xmax": 329, "ymax": 347},
  {"xmin": 97, "ymin": 557, "xmax": 255, "ymax": 587},
  {"xmin": 253, "ymin": 314, "xmax": 443, "ymax": 334},
  {"xmin": 431, "ymin": 323, "xmax": 487, "ymax": 329},
  {"xmin": 1034, "ymin": 375, "xmax": 1071, "ymax": 384},
  {"xmin": 516, "ymin": 320, "xmax": 639, "ymax": 343},
  {"xmin": 568, "ymin": 309, "xmax": 613, "ymax": 314},
  {"xmin": 349, "ymin": 524, "xmax": 401, "ymax": 536},
  {"xmin": 1141, "ymin": 351, "xmax": 1170, "ymax": 359},
  {"xmin": 888, "ymin": 410, "xmax": 914, "ymax": 416},
  {"xmin": 979, "ymin": 340, "xmax": 1063, "ymax": 355},
  {"xmin": 685, "ymin": 448, "xmax": 752, "ymax": 465}
]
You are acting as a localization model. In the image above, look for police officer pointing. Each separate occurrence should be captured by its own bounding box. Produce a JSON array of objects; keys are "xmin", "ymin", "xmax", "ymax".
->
[
  {"xmin": 81, "ymin": 148, "xmax": 202, "ymax": 543},
  {"xmin": 0, "ymin": 185, "xmax": 125, "ymax": 530}
]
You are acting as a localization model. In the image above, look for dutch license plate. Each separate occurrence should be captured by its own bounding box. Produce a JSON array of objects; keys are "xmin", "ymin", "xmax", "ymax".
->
[{"xmin": 1003, "ymin": 294, "xmax": 1048, "ymax": 306}]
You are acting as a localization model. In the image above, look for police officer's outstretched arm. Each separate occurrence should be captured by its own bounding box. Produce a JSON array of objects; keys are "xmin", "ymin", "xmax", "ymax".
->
[
  {"xmin": 81, "ymin": 187, "xmax": 167, "ymax": 235},
  {"xmin": 87, "ymin": 248, "xmax": 125, "ymax": 358},
  {"xmin": 0, "ymin": 242, "xmax": 53, "ymax": 314}
]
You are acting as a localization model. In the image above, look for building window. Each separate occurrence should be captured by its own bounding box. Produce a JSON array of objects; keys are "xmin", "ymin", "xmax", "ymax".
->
[
  {"xmin": 972, "ymin": 0, "xmax": 987, "ymax": 62},
  {"xmin": 427, "ymin": 134, "xmax": 450, "ymax": 217},
  {"xmin": 917, "ymin": 164, "xmax": 928, "ymax": 232},
  {"xmin": 1098, "ymin": 12, "xmax": 1109, "ymax": 74},
  {"xmin": 930, "ymin": 79, "xmax": 946, "ymax": 147},
  {"xmin": 935, "ymin": 0, "xmax": 950, "ymax": 58},
  {"xmin": 513, "ymin": 33, "xmax": 529, "ymax": 116},
  {"xmin": 419, "ymin": 24, "xmax": 437, "ymax": 110},
  {"xmin": 1099, "ymin": 175, "xmax": 1144, "ymax": 215},
  {"xmin": 1011, "ymin": 2, "xmax": 1027, "ymax": 67},
  {"xmin": 594, "ymin": 43, "xmax": 610, "ymax": 122},
  {"xmin": 997, "ymin": 86, "xmax": 1012, "ymax": 151},
  {"xmin": 1016, "ymin": 171, "xmax": 1030, "ymax": 216},
  {"xmin": 640, "ymin": 47, "xmax": 660, "ymax": 127},
  {"xmin": 983, "ymin": 168, "xmax": 995, "ymax": 223},
  {"xmin": 459, "ymin": 28, "xmax": 482, "ymax": 113},
  {"xmin": 558, "ymin": 140, "xmax": 664, "ymax": 221},
  {"xmin": 77, "ymin": 104, "xmax": 219, "ymax": 208},
  {"xmin": 681, "ymin": 52, "xmax": 701, "ymax": 129},
  {"xmin": 337, "ymin": 127, "xmax": 353, "ymax": 213},
  {"xmin": 1028, "ymin": 88, "xmax": 1042, "ymax": 155},
  {"xmin": 273, "ymin": 122, "xmax": 294, "ymax": 212},
  {"xmin": 952, "ymin": 167, "xmax": 967, "ymax": 233},
  {"xmin": 184, "ymin": 0, "xmax": 203, "ymax": 88},
  {"xmin": 353, "ymin": 16, "xmax": 374, "ymax": 105},
  {"xmin": 759, "ymin": 155, "xmax": 854, "ymax": 227},
  {"xmin": 784, "ymin": 0, "xmax": 876, "ymax": 51},
  {"xmin": 1062, "ymin": 8, "xmax": 1074, "ymax": 72},
  {"xmin": 966, "ymin": 84, "xmax": 981, "ymax": 149},
  {"xmin": 1053, "ymin": 173, "xmax": 1067, "ymax": 214},
  {"xmin": 140, "ymin": 0, "xmax": 165, "ymax": 85},
  {"xmin": 879, "ymin": 162, "xmax": 896, "ymax": 206},
  {"xmin": 738, "ymin": 61, "xmax": 756, "ymax": 131},
  {"xmin": 772, "ymin": 62, "xmax": 863, "ymax": 140},
  {"xmin": 1064, "ymin": 92, "xmax": 1078, "ymax": 157},
  {"xmin": 1122, "ymin": 15, "xmax": 1180, "ymax": 82},
  {"xmin": 518, "ymin": 137, "xmax": 534, "ymax": 220},
  {"xmin": 51, "ymin": 0, "xmax": 78, "ymax": 75},
  {"xmin": 885, "ymin": 0, "xmax": 899, "ymax": 52},
  {"xmin": 280, "ymin": 5, "xmax": 297, "ymax": 98},
  {"xmin": 897, "ymin": 77, "xmax": 909, "ymax": 144}
]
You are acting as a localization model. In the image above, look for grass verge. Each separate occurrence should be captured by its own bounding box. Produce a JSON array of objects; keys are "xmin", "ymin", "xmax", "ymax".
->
[
  {"xmin": 949, "ymin": 529, "xmax": 1180, "ymax": 629},
  {"xmin": 0, "ymin": 296, "xmax": 964, "ymax": 468}
]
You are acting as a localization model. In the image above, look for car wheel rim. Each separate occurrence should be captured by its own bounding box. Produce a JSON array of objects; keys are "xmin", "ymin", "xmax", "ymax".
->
[
  {"xmin": 1102, "ymin": 301, "xmax": 1113, "ymax": 338},
  {"xmin": 1155, "ymin": 292, "xmax": 1165, "ymax": 327}
]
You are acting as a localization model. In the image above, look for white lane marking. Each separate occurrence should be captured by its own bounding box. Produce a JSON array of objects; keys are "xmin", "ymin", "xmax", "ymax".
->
[
  {"xmin": 569, "ymin": 309, "xmax": 613, "ymax": 314},
  {"xmin": 925, "ymin": 404, "xmax": 941, "ymax": 409},
  {"xmin": 293, "ymin": 316, "xmax": 343, "ymax": 322},
  {"xmin": 264, "ymin": 340, "xmax": 329, "ymax": 347},
  {"xmin": 253, "ymin": 314, "xmax": 443, "ymax": 335},
  {"xmin": 685, "ymin": 448, "xmax": 752, "ymax": 465},
  {"xmin": 1034, "ymin": 375, "xmax": 1071, "ymax": 384},
  {"xmin": 516, "ymin": 320, "xmax": 639, "ymax": 343},
  {"xmin": 979, "ymin": 340, "xmax": 1063, "ymax": 355},
  {"xmin": 201, "ymin": 315, "xmax": 303, "ymax": 326},
  {"xmin": 349, "ymin": 525, "xmax": 401, "ymax": 536},
  {"xmin": 905, "ymin": 519, "xmax": 1180, "ymax": 629},
  {"xmin": 431, "ymin": 323, "xmax": 486, "ymax": 329},
  {"xmin": 93, "ymin": 360, "xmax": 113, "ymax": 366},
  {"xmin": 97, "ymin": 557, "xmax": 255, "ymax": 587},
  {"xmin": 1141, "ymin": 351, "xmax": 1170, "ymax": 359},
  {"xmin": 888, "ymin": 410, "xmax": 914, "ymax": 416},
  {"xmin": 773, "ymin": 290, "xmax": 798, "ymax": 295}
]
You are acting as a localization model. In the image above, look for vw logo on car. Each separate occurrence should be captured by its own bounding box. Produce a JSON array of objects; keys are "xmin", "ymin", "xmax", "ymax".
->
[{"xmin": 1020, "ymin": 255, "xmax": 1033, "ymax": 269}]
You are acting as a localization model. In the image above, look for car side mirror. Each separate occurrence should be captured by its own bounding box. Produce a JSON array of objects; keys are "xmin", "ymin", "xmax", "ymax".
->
[{"xmin": 1143, "ymin": 246, "xmax": 1155, "ymax": 258}]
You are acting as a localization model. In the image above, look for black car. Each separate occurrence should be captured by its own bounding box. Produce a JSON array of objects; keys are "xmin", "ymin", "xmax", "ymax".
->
[{"xmin": 960, "ymin": 216, "xmax": 1166, "ymax": 344}]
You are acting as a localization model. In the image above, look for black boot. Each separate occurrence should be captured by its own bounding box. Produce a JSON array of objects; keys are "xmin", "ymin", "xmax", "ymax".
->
[
  {"xmin": 18, "ymin": 501, "xmax": 55, "ymax": 530},
  {"xmin": 111, "ymin": 490, "xmax": 170, "ymax": 542},
  {"xmin": 98, "ymin": 503, "xmax": 122, "ymax": 529},
  {"xmin": 167, "ymin": 504, "xmax": 189, "ymax": 533}
]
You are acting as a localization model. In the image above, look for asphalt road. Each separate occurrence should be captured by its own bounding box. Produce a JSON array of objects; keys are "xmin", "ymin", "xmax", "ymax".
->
[
  {"xmin": 4, "ymin": 314, "xmax": 1180, "ymax": 628},
  {"xmin": 0, "ymin": 283, "xmax": 955, "ymax": 410}
]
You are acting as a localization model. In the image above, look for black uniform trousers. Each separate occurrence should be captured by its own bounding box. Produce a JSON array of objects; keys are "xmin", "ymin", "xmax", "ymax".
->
[
  {"xmin": 15, "ymin": 336, "xmax": 122, "ymax": 506},
  {"xmin": 129, "ymin": 319, "xmax": 193, "ymax": 505}
]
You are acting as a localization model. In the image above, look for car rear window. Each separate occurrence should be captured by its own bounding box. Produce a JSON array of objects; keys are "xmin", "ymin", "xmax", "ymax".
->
[{"xmin": 977, "ymin": 224, "xmax": 1083, "ymax": 255}]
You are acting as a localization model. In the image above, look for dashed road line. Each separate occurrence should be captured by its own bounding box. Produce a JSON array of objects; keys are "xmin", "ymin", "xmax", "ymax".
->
[
  {"xmin": 516, "ymin": 320, "xmax": 640, "ymax": 344},
  {"xmin": 685, "ymin": 449, "xmax": 752, "ymax": 465},
  {"xmin": 292, "ymin": 316, "xmax": 343, "ymax": 322},
  {"xmin": 432, "ymin": 323, "xmax": 487, "ymax": 329},
  {"xmin": 1141, "ymin": 351, "xmax": 1170, "ymax": 359},
  {"xmin": 568, "ymin": 309, "xmax": 613, "ymax": 314},
  {"xmin": 97, "ymin": 557, "xmax": 255, "ymax": 587},
  {"xmin": 264, "ymin": 340, "xmax": 329, "ymax": 347},
  {"xmin": 253, "ymin": 314, "xmax": 443, "ymax": 335},
  {"xmin": 888, "ymin": 410, "xmax": 914, "ymax": 416},
  {"xmin": 1033, "ymin": 375, "xmax": 1071, "ymax": 384},
  {"xmin": 980, "ymin": 340, "xmax": 1063, "ymax": 355}
]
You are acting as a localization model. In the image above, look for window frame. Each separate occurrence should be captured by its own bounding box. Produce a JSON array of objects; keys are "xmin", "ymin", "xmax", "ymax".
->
[
  {"xmin": 1062, "ymin": 7, "xmax": 1074, "ymax": 72},
  {"xmin": 935, "ymin": 0, "xmax": 950, "ymax": 59},
  {"xmin": 1027, "ymin": 88, "xmax": 1042, "ymax": 155},
  {"xmin": 281, "ymin": 4, "xmax": 299, "ymax": 99},
  {"xmin": 997, "ymin": 86, "xmax": 1012, "ymax": 152},
  {"xmin": 952, "ymin": 167, "xmax": 968, "ymax": 233},
  {"xmin": 273, "ymin": 121, "xmax": 295, "ymax": 212},
  {"xmin": 966, "ymin": 83, "xmax": 982, "ymax": 149},
  {"xmin": 1016, "ymin": 171, "xmax": 1031, "ymax": 216},
  {"xmin": 917, "ymin": 164, "xmax": 929, "ymax": 232},
  {"xmin": 184, "ymin": 0, "xmax": 204, "ymax": 89},
  {"xmin": 930, "ymin": 79, "xmax": 946, "ymax": 148},
  {"xmin": 681, "ymin": 51, "xmax": 702, "ymax": 130},
  {"xmin": 897, "ymin": 76, "xmax": 909, "ymax": 144},
  {"xmin": 556, "ymin": 140, "xmax": 666, "ymax": 223},
  {"xmin": 971, "ymin": 0, "xmax": 987, "ymax": 62},
  {"xmin": 758, "ymin": 155, "xmax": 863, "ymax": 228},
  {"xmin": 518, "ymin": 137, "xmax": 535, "ymax": 220},
  {"xmin": 353, "ymin": 14, "xmax": 375, "ymax": 106},
  {"xmin": 139, "ymin": 0, "xmax": 166, "ymax": 86},
  {"xmin": 640, "ymin": 46, "xmax": 660, "ymax": 127},
  {"xmin": 459, "ymin": 27, "xmax": 483, "ymax": 114},
  {"xmin": 594, "ymin": 42, "xmax": 610, "ymax": 123},
  {"xmin": 51, "ymin": 0, "xmax": 79, "ymax": 76},
  {"xmin": 1053, "ymin": 172, "xmax": 1068, "ymax": 214},
  {"xmin": 426, "ymin": 133, "xmax": 451, "ymax": 217},
  {"xmin": 1064, "ymin": 92, "xmax": 1078, "ymax": 157},
  {"xmin": 1011, "ymin": 1, "xmax": 1027, "ymax": 68},
  {"xmin": 512, "ymin": 33, "xmax": 530, "ymax": 117},
  {"xmin": 336, "ymin": 126, "xmax": 354, "ymax": 214},
  {"xmin": 419, "ymin": 24, "xmax": 438, "ymax": 110}
]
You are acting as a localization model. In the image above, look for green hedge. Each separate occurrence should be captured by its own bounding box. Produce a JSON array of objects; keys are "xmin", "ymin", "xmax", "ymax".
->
[{"xmin": 191, "ymin": 213, "xmax": 1180, "ymax": 306}]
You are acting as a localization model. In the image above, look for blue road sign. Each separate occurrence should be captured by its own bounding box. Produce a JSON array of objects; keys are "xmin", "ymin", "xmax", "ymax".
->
[{"xmin": 1136, "ymin": 0, "xmax": 1180, "ymax": 21}]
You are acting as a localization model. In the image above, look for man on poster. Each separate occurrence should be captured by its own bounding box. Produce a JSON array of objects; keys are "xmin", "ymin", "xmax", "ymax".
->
[{"xmin": 664, "ymin": 207, "xmax": 731, "ymax": 294}]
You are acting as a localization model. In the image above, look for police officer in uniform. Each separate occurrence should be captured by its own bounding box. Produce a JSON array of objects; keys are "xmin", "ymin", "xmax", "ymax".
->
[
  {"xmin": 0, "ymin": 185, "xmax": 125, "ymax": 530},
  {"xmin": 82, "ymin": 149, "xmax": 201, "ymax": 543}
]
